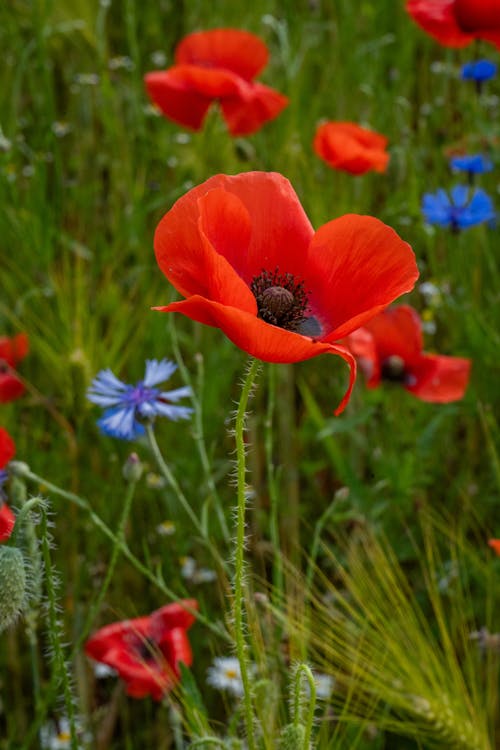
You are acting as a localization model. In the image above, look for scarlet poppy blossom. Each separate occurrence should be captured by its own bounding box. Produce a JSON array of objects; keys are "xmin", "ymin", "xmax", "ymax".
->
[
  {"xmin": 0, "ymin": 333, "xmax": 29, "ymax": 403},
  {"xmin": 85, "ymin": 600, "xmax": 197, "ymax": 700},
  {"xmin": 488, "ymin": 539, "xmax": 500, "ymax": 555},
  {"xmin": 346, "ymin": 305, "xmax": 470, "ymax": 403},
  {"xmin": 144, "ymin": 29, "xmax": 288, "ymax": 136},
  {"xmin": 406, "ymin": 0, "xmax": 500, "ymax": 48},
  {"xmin": 0, "ymin": 428, "xmax": 16, "ymax": 543},
  {"xmin": 153, "ymin": 172, "xmax": 419, "ymax": 414},
  {"xmin": 313, "ymin": 122, "xmax": 389, "ymax": 176}
]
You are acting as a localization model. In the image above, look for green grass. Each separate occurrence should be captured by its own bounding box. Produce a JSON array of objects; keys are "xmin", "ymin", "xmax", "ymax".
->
[{"xmin": 1, "ymin": 0, "xmax": 499, "ymax": 748}]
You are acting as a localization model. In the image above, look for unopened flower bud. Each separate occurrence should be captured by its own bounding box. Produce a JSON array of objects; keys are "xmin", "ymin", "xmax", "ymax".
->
[
  {"xmin": 279, "ymin": 723, "xmax": 306, "ymax": 749},
  {"xmin": 122, "ymin": 453, "xmax": 143, "ymax": 482},
  {"xmin": 0, "ymin": 546, "xmax": 26, "ymax": 631}
]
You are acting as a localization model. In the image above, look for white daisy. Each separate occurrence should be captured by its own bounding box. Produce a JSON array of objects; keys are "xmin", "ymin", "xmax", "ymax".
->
[{"xmin": 207, "ymin": 657, "xmax": 255, "ymax": 697}]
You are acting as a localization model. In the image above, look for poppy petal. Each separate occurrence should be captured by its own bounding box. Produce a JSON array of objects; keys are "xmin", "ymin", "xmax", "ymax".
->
[
  {"xmin": 155, "ymin": 296, "xmax": 356, "ymax": 414},
  {"xmin": 306, "ymin": 215, "xmax": 418, "ymax": 340},
  {"xmin": 144, "ymin": 69, "xmax": 214, "ymax": 131},
  {"xmin": 488, "ymin": 539, "xmax": 500, "ymax": 555},
  {"xmin": 85, "ymin": 616, "xmax": 150, "ymax": 661},
  {"xmin": 362, "ymin": 306, "xmax": 424, "ymax": 368},
  {"xmin": 102, "ymin": 645, "xmax": 173, "ymax": 700},
  {"xmin": 155, "ymin": 186, "xmax": 256, "ymax": 312},
  {"xmin": 175, "ymin": 29, "xmax": 269, "ymax": 81},
  {"xmin": 163, "ymin": 627, "xmax": 194, "ymax": 670},
  {"xmin": 155, "ymin": 172, "xmax": 314, "ymax": 290},
  {"xmin": 220, "ymin": 82, "xmax": 289, "ymax": 136},
  {"xmin": 0, "ymin": 428, "xmax": 15, "ymax": 468},
  {"xmin": 406, "ymin": 354, "xmax": 471, "ymax": 402},
  {"xmin": 0, "ymin": 333, "xmax": 29, "ymax": 367},
  {"xmin": 455, "ymin": 0, "xmax": 500, "ymax": 34},
  {"xmin": 152, "ymin": 600, "xmax": 198, "ymax": 631},
  {"xmin": 0, "ymin": 374, "xmax": 25, "ymax": 403},
  {"xmin": 344, "ymin": 327, "xmax": 380, "ymax": 385},
  {"xmin": 406, "ymin": 0, "xmax": 474, "ymax": 46},
  {"xmin": 314, "ymin": 122, "xmax": 389, "ymax": 175},
  {"xmin": 0, "ymin": 504, "xmax": 15, "ymax": 543}
]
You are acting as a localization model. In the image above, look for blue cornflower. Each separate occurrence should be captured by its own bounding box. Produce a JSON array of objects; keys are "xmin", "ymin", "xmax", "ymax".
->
[
  {"xmin": 422, "ymin": 186, "xmax": 496, "ymax": 231},
  {"xmin": 449, "ymin": 154, "xmax": 493, "ymax": 175},
  {"xmin": 87, "ymin": 359, "xmax": 193, "ymax": 440},
  {"xmin": 461, "ymin": 60, "xmax": 497, "ymax": 83},
  {"xmin": 0, "ymin": 469, "xmax": 8, "ymax": 501}
]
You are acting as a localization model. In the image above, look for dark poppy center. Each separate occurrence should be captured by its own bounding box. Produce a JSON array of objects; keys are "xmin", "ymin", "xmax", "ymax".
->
[
  {"xmin": 381, "ymin": 355, "xmax": 407, "ymax": 383},
  {"xmin": 250, "ymin": 267, "xmax": 322, "ymax": 337},
  {"xmin": 133, "ymin": 636, "xmax": 160, "ymax": 662}
]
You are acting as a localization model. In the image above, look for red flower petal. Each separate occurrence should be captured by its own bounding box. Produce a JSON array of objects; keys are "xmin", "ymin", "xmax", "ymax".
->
[
  {"xmin": 0, "ymin": 503, "xmax": 15, "ymax": 543},
  {"xmin": 488, "ymin": 539, "xmax": 500, "ymax": 556},
  {"xmin": 155, "ymin": 296, "xmax": 357, "ymax": 415},
  {"xmin": 145, "ymin": 69, "xmax": 218, "ymax": 131},
  {"xmin": 175, "ymin": 29, "xmax": 269, "ymax": 81},
  {"xmin": 406, "ymin": 0, "xmax": 474, "ymax": 46},
  {"xmin": 344, "ymin": 327, "xmax": 379, "ymax": 385},
  {"xmin": 0, "ymin": 374, "xmax": 25, "ymax": 403},
  {"xmin": 155, "ymin": 172, "xmax": 314, "ymax": 292},
  {"xmin": 455, "ymin": 0, "xmax": 500, "ymax": 32},
  {"xmin": 85, "ymin": 616, "xmax": 150, "ymax": 661},
  {"xmin": 0, "ymin": 428, "xmax": 15, "ymax": 468},
  {"xmin": 152, "ymin": 600, "xmax": 198, "ymax": 632},
  {"xmin": 0, "ymin": 334, "xmax": 29, "ymax": 367},
  {"xmin": 103, "ymin": 645, "xmax": 173, "ymax": 700},
  {"xmin": 162, "ymin": 627, "xmax": 194, "ymax": 671},
  {"xmin": 406, "ymin": 353, "xmax": 471, "ymax": 402},
  {"xmin": 314, "ymin": 122, "xmax": 389, "ymax": 175},
  {"xmin": 307, "ymin": 217, "xmax": 419, "ymax": 340},
  {"xmin": 220, "ymin": 82, "xmax": 289, "ymax": 136},
  {"xmin": 361, "ymin": 305, "xmax": 423, "ymax": 369}
]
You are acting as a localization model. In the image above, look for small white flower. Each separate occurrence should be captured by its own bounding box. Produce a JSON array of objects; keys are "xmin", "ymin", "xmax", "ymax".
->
[
  {"xmin": 40, "ymin": 718, "xmax": 75, "ymax": 749},
  {"xmin": 207, "ymin": 657, "xmax": 255, "ymax": 697},
  {"xmin": 157, "ymin": 520, "xmax": 176, "ymax": 536},
  {"xmin": 93, "ymin": 662, "xmax": 118, "ymax": 679},
  {"xmin": 180, "ymin": 556, "xmax": 196, "ymax": 580},
  {"xmin": 312, "ymin": 672, "xmax": 334, "ymax": 700}
]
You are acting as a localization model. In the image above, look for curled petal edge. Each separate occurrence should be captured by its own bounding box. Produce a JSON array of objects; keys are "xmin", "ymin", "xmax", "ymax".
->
[{"xmin": 154, "ymin": 296, "xmax": 357, "ymax": 415}]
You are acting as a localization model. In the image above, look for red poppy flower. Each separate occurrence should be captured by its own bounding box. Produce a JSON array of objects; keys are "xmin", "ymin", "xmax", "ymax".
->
[
  {"xmin": 85, "ymin": 600, "xmax": 197, "ymax": 700},
  {"xmin": 406, "ymin": 0, "xmax": 500, "ymax": 48},
  {"xmin": 0, "ymin": 428, "xmax": 16, "ymax": 543},
  {"xmin": 488, "ymin": 539, "xmax": 500, "ymax": 555},
  {"xmin": 313, "ymin": 122, "xmax": 389, "ymax": 176},
  {"xmin": 0, "ymin": 333, "xmax": 29, "ymax": 403},
  {"xmin": 144, "ymin": 29, "xmax": 288, "ymax": 136},
  {"xmin": 153, "ymin": 172, "xmax": 419, "ymax": 414},
  {"xmin": 346, "ymin": 305, "xmax": 471, "ymax": 402}
]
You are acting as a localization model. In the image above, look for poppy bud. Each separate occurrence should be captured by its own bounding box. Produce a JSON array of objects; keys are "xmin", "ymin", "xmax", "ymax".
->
[
  {"xmin": 279, "ymin": 723, "xmax": 306, "ymax": 749},
  {"xmin": 122, "ymin": 453, "xmax": 143, "ymax": 482},
  {"xmin": 0, "ymin": 546, "xmax": 26, "ymax": 632}
]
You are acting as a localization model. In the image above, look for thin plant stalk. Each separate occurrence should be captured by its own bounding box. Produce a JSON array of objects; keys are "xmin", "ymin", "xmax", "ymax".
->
[
  {"xmin": 293, "ymin": 663, "xmax": 317, "ymax": 750},
  {"xmin": 144, "ymin": 422, "xmax": 228, "ymax": 574},
  {"xmin": 233, "ymin": 358, "xmax": 260, "ymax": 750}
]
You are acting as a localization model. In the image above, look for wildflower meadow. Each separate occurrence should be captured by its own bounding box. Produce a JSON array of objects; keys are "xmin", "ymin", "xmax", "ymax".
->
[{"xmin": 1, "ymin": 1, "xmax": 499, "ymax": 748}]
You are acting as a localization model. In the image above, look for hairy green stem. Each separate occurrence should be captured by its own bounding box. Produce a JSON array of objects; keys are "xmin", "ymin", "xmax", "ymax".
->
[
  {"xmin": 11, "ymin": 465, "xmax": 227, "ymax": 641},
  {"xmin": 293, "ymin": 663, "xmax": 316, "ymax": 750},
  {"xmin": 233, "ymin": 358, "xmax": 260, "ymax": 750}
]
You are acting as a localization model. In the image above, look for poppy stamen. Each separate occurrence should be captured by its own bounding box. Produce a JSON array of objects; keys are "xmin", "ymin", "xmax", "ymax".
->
[
  {"xmin": 381, "ymin": 355, "xmax": 407, "ymax": 383},
  {"xmin": 251, "ymin": 267, "xmax": 311, "ymax": 332}
]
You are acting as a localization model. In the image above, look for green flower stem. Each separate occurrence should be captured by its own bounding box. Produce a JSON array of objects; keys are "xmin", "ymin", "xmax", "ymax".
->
[
  {"xmin": 39, "ymin": 509, "xmax": 79, "ymax": 750},
  {"xmin": 145, "ymin": 422, "xmax": 228, "ymax": 574},
  {"xmin": 170, "ymin": 318, "xmax": 230, "ymax": 540},
  {"xmin": 233, "ymin": 358, "xmax": 260, "ymax": 750},
  {"xmin": 293, "ymin": 663, "xmax": 316, "ymax": 750},
  {"xmin": 265, "ymin": 364, "xmax": 284, "ymax": 599},
  {"xmin": 75, "ymin": 477, "xmax": 137, "ymax": 650},
  {"xmin": 12, "ymin": 464, "xmax": 228, "ymax": 641}
]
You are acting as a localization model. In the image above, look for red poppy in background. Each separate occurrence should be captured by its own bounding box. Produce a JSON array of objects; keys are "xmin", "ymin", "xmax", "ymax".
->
[
  {"xmin": 0, "ymin": 428, "xmax": 16, "ymax": 543},
  {"xmin": 313, "ymin": 122, "xmax": 389, "ymax": 176},
  {"xmin": 488, "ymin": 539, "xmax": 500, "ymax": 555},
  {"xmin": 154, "ymin": 172, "xmax": 419, "ymax": 414},
  {"xmin": 85, "ymin": 600, "xmax": 197, "ymax": 700},
  {"xmin": 406, "ymin": 0, "xmax": 500, "ymax": 48},
  {"xmin": 0, "ymin": 333, "xmax": 29, "ymax": 403},
  {"xmin": 346, "ymin": 305, "xmax": 470, "ymax": 402},
  {"xmin": 144, "ymin": 29, "xmax": 288, "ymax": 136}
]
